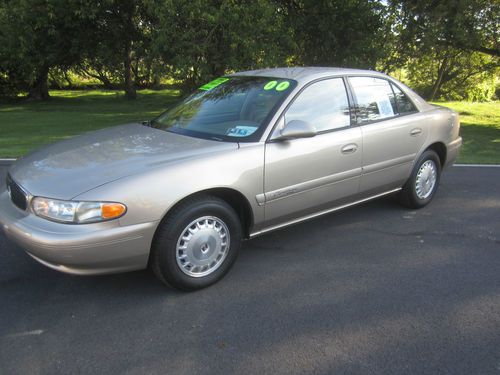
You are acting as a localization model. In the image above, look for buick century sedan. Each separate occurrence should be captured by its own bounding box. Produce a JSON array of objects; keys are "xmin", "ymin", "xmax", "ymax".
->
[{"xmin": 0, "ymin": 68, "xmax": 462, "ymax": 290}]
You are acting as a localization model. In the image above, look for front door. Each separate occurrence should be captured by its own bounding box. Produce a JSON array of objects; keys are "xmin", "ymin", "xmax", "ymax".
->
[{"xmin": 263, "ymin": 78, "xmax": 362, "ymax": 228}]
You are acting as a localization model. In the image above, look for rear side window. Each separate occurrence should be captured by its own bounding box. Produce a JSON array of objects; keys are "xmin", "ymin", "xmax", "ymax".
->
[
  {"xmin": 391, "ymin": 83, "xmax": 417, "ymax": 114},
  {"xmin": 349, "ymin": 77, "xmax": 398, "ymax": 124},
  {"xmin": 285, "ymin": 78, "xmax": 350, "ymax": 132}
]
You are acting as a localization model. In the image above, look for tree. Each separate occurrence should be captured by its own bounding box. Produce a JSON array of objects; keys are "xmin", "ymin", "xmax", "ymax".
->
[
  {"xmin": 384, "ymin": 0, "xmax": 499, "ymax": 100},
  {"xmin": 1, "ymin": 0, "xmax": 497, "ymax": 101},
  {"xmin": 81, "ymin": 0, "xmax": 153, "ymax": 99},
  {"xmin": 280, "ymin": 0, "xmax": 387, "ymax": 68},
  {"xmin": 405, "ymin": 48, "xmax": 498, "ymax": 101},
  {"xmin": 152, "ymin": 0, "xmax": 292, "ymax": 89},
  {"xmin": 0, "ymin": 0, "xmax": 98, "ymax": 99},
  {"xmin": 388, "ymin": 0, "xmax": 499, "ymax": 58}
]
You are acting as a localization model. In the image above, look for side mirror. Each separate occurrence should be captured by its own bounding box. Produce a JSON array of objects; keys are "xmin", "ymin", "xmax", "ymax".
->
[{"xmin": 274, "ymin": 120, "xmax": 317, "ymax": 141}]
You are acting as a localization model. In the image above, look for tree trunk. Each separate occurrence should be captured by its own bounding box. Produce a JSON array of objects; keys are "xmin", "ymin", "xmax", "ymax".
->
[
  {"xmin": 48, "ymin": 71, "xmax": 62, "ymax": 90},
  {"xmin": 429, "ymin": 58, "xmax": 448, "ymax": 101},
  {"xmin": 152, "ymin": 72, "xmax": 161, "ymax": 89},
  {"xmin": 144, "ymin": 60, "xmax": 152, "ymax": 87},
  {"xmin": 63, "ymin": 71, "xmax": 73, "ymax": 88},
  {"xmin": 124, "ymin": 44, "xmax": 136, "ymax": 99},
  {"xmin": 98, "ymin": 73, "xmax": 114, "ymax": 90},
  {"xmin": 28, "ymin": 67, "xmax": 50, "ymax": 100},
  {"xmin": 78, "ymin": 67, "xmax": 114, "ymax": 89}
]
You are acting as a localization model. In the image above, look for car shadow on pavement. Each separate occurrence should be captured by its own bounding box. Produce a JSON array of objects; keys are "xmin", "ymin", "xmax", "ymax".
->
[{"xmin": 0, "ymin": 196, "xmax": 404, "ymax": 296}]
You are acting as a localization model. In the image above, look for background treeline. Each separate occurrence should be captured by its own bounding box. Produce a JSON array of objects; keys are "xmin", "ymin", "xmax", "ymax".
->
[{"xmin": 0, "ymin": 0, "xmax": 498, "ymax": 101}]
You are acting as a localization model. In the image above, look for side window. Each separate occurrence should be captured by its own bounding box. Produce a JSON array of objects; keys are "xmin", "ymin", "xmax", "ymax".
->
[
  {"xmin": 349, "ymin": 77, "xmax": 397, "ymax": 124},
  {"xmin": 285, "ymin": 78, "xmax": 350, "ymax": 132},
  {"xmin": 391, "ymin": 83, "xmax": 417, "ymax": 114}
]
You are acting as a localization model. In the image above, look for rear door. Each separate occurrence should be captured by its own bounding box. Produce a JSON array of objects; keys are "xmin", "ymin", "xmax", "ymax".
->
[
  {"xmin": 262, "ymin": 78, "xmax": 362, "ymax": 228},
  {"xmin": 348, "ymin": 76, "xmax": 426, "ymax": 194}
]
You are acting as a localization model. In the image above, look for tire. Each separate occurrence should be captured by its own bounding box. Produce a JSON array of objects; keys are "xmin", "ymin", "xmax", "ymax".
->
[
  {"xmin": 150, "ymin": 195, "xmax": 242, "ymax": 291},
  {"xmin": 399, "ymin": 149, "xmax": 441, "ymax": 209}
]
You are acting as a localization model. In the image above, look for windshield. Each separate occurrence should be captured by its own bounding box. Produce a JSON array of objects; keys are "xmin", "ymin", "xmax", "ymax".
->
[{"xmin": 151, "ymin": 76, "xmax": 297, "ymax": 142}]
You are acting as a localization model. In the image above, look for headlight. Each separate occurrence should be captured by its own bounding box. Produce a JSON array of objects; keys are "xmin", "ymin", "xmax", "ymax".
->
[{"xmin": 32, "ymin": 197, "xmax": 126, "ymax": 224}]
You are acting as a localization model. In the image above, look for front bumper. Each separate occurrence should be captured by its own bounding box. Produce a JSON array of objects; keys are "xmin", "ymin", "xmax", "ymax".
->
[{"xmin": 0, "ymin": 190, "xmax": 158, "ymax": 275}]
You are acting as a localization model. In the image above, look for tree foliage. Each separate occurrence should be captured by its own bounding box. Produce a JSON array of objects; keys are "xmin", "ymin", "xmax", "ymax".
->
[
  {"xmin": 405, "ymin": 48, "xmax": 498, "ymax": 101},
  {"xmin": 80, "ymin": 0, "xmax": 155, "ymax": 99},
  {"xmin": 0, "ymin": 0, "xmax": 98, "ymax": 99},
  {"xmin": 384, "ymin": 0, "xmax": 499, "ymax": 100},
  {"xmin": 0, "ymin": 0, "xmax": 498, "ymax": 101},
  {"xmin": 281, "ymin": 0, "xmax": 387, "ymax": 68},
  {"xmin": 389, "ymin": 0, "xmax": 499, "ymax": 58},
  {"xmin": 151, "ymin": 0, "xmax": 292, "ymax": 89}
]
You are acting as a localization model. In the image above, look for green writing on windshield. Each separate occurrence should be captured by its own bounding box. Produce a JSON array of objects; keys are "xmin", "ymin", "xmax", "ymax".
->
[
  {"xmin": 199, "ymin": 77, "xmax": 229, "ymax": 91},
  {"xmin": 264, "ymin": 80, "xmax": 278, "ymax": 90},
  {"xmin": 276, "ymin": 81, "xmax": 290, "ymax": 91}
]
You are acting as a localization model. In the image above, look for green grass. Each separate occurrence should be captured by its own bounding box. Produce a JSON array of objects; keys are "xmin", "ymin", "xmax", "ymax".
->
[
  {"xmin": 0, "ymin": 91, "xmax": 498, "ymax": 163},
  {"xmin": 436, "ymin": 101, "xmax": 500, "ymax": 164},
  {"xmin": 0, "ymin": 89, "xmax": 180, "ymax": 157}
]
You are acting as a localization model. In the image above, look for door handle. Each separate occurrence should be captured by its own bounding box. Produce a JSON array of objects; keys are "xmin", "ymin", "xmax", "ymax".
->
[
  {"xmin": 341, "ymin": 144, "xmax": 358, "ymax": 154},
  {"xmin": 410, "ymin": 128, "xmax": 422, "ymax": 136}
]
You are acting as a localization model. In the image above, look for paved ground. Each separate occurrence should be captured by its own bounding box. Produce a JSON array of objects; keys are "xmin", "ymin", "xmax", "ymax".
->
[{"xmin": 0, "ymin": 165, "xmax": 499, "ymax": 375}]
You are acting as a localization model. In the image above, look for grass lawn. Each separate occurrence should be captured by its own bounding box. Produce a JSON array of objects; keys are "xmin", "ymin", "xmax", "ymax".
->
[
  {"xmin": 0, "ymin": 89, "xmax": 180, "ymax": 158},
  {"xmin": 0, "ymin": 90, "xmax": 498, "ymax": 163},
  {"xmin": 436, "ymin": 101, "xmax": 499, "ymax": 164}
]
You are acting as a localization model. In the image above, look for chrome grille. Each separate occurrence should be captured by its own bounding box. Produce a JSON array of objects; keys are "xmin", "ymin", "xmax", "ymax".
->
[{"xmin": 6, "ymin": 174, "xmax": 28, "ymax": 211}]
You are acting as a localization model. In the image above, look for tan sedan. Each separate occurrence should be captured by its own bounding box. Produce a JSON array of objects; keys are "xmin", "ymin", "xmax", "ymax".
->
[{"xmin": 0, "ymin": 68, "xmax": 462, "ymax": 290}]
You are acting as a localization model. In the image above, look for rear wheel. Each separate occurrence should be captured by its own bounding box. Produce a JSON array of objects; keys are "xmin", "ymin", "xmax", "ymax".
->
[
  {"xmin": 399, "ymin": 150, "xmax": 441, "ymax": 209},
  {"xmin": 150, "ymin": 195, "xmax": 241, "ymax": 291}
]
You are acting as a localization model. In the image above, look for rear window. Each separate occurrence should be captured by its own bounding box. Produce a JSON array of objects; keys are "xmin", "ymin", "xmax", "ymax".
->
[
  {"xmin": 391, "ymin": 83, "xmax": 417, "ymax": 114},
  {"xmin": 349, "ymin": 77, "xmax": 398, "ymax": 124}
]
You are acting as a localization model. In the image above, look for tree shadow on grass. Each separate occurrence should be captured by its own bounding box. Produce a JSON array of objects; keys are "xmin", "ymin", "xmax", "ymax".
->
[{"xmin": 459, "ymin": 123, "xmax": 500, "ymax": 164}]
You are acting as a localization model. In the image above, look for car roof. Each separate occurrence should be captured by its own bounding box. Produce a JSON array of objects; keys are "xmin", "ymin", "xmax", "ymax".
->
[{"xmin": 229, "ymin": 67, "xmax": 388, "ymax": 83}]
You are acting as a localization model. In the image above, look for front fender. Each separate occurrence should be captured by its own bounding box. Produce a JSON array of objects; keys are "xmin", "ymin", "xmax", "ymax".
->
[{"xmin": 75, "ymin": 143, "xmax": 265, "ymax": 231}]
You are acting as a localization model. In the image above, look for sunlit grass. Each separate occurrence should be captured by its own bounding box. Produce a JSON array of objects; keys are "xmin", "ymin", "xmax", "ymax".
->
[
  {"xmin": 0, "ymin": 89, "xmax": 180, "ymax": 157},
  {"xmin": 436, "ymin": 101, "xmax": 500, "ymax": 164},
  {"xmin": 0, "ymin": 91, "xmax": 498, "ymax": 163}
]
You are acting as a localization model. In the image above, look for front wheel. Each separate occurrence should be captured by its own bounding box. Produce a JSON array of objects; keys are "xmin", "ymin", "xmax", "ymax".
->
[
  {"xmin": 150, "ymin": 195, "xmax": 242, "ymax": 291},
  {"xmin": 399, "ymin": 150, "xmax": 441, "ymax": 209}
]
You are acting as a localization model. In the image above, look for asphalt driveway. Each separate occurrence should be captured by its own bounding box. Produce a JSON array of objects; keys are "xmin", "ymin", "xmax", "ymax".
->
[{"xmin": 0, "ymin": 165, "xmax": 499, "ymax": 375}]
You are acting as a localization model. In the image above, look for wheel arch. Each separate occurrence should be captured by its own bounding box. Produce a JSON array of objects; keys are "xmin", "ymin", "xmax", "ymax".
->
[
  {"xmin": 426, "ymin": 142, "xmax": 447, "ymax": 168},
  {"xmin": 155, "ymin": 187, "xmax": 254, "ymax": 239}
]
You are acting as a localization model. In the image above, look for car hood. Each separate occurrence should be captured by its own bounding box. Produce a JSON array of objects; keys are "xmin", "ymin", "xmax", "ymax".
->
[{"xmin": 8, "ymin": 123, "xmax": 238, "ymax": 199}]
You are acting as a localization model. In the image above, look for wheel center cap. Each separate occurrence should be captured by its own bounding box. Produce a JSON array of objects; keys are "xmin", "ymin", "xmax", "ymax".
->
[{"xmin": 200, "ymin": 243, "xmax": 210, "ymax": 254}]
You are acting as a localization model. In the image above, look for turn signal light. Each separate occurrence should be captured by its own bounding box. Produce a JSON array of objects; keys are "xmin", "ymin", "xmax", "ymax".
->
[{"xmin": 102, "ymin": 203, "xmax": 127, "ymax": 219}]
